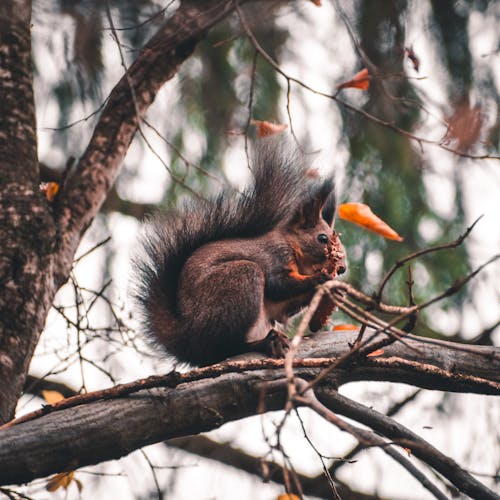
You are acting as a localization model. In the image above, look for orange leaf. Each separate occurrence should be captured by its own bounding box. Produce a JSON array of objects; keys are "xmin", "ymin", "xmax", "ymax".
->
[
  {"xmin": 40, "ymin": 182, "xmax": 60, "ymax": 202},
  {"xmin": 46, "ymin": 471, "xmax": 75, "ymax": 492},
  {"xmin": 332, "ymin": 324, "xmax": 359, "ymax": 331},
  {"xmin": 252, "ymin": 119, "xmax": 288, "ymax": 137},
  {"xmin": 277, "ymin": 495, "xmax": 300, "ymax": 500},
  {"xmin": 42, "ymin": 390, "xmax": 65, "ymax": 404},
  {"xmin": 338, "ymin": 203, "xmax": 403, "ymax": 241},
  {"xmin": 309, "ymin": 0, "xmax": 322, "ymax": 5},
  {"xmin": 367, "ymin": 348, "xmax": 384, "ymax": 357},
  {"xmin": 337, "ymin": 68, "xmax": 370, "ymax": 91}
]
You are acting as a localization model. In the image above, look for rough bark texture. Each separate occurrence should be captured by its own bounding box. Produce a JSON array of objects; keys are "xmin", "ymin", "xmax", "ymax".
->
[
  {"xmin": 0, "ymin": 331, "xmax": 498, "ymax": 485},
  {"xmin": 0, "ymin": 0, "xmax": 55, "ymax": 423},
  {"xmin": 0, "ymin": 0, "xmax": 244, "ymax": 424}
]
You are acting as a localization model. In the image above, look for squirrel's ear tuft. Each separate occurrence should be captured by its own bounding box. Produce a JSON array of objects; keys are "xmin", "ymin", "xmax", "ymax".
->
[
  {"xmin": 290, "ymin": 179, "xmax": 334, "ymax": 229},
  {"xmin": 321, "ymin": 189, "xmax": 337, "ymax": 227}
]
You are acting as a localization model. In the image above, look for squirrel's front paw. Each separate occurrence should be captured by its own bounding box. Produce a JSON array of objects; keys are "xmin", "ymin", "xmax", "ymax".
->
[
  {"xmin": 248, "ymin": 329, "xmax": 290, "ymax": 358},
  {"xmin": 314, "ymin": 271, "xmax": 333, "ymax": 284},
  {"xmin": 264, "ymin": 329, "xmax": 290, "ymax": 358}
]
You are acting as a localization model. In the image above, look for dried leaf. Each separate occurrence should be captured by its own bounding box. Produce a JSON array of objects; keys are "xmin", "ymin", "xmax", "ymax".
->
[
  {"xmin": 332, "ymin": 324, "xmax": 359, "ymax": 331},
  {"xmin": 443, "ymin": 101, "xmax": 484, "ymax": 152},
  {"xmin": 74, "ymin": 478, "xmax": 83, "ymax": 493},
  {"xmin": 42, "ymin": 390, "xmax": 65, "ymax": 404},
  {"xmin": 338, "ymin": 203, "xmax": 403, "ymax": 241},
  {"xmin": 46, "ymin": 471, "xmax": 75, "ymax": 492},
  {"xmin": 367, "ymin": 348, "xmax": 384, "ymax": 357},
  {"xmin": 251, "ymin": 119, "xmax": 288, "ymax": 137},
  {"xmin": 337, "ymin": 68, "xmax": 370, "ymax": 91},
  {"xmin": 404, "ymin": 47, "xmax": 420, "ymax": 72},
  {"xmin": 40, "ymin": 182, "xmax": 60, "ymax": 202}
]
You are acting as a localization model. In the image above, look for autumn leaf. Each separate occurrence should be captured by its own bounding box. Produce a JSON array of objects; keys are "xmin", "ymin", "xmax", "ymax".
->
[
  {"xmin": 336, "ymin": 68, "xmax": 370, "ymax": 91},
  {"xmin": 46, "ymin": 471, "xmax": 81, "ymax": 492},
  {"xmin": 338, "ymin": 203, "xmax": 403, "ymax": 241},
  {"xmin": 42, "ymin": 390, "xmax": 65, "ymax": 404},
  {"xmin": 367, "ymin": 348, "xmax": 384, "ymax": 357},
  {"xmin": 251, "ymin": 119, "xmax": 288, "ymax": 137},
  {"xmin": 277, "ymin": 494, "xmax": 300, "ymax": 500},
  {"xmin": 443, "ymin": 101, "xmax": 484, "ymax": 152},
  {"xmin": 333, "ymin": 324, "xmax": 359, "ymax": 331},
  {"xmin": 40, "ymin": 181, "xmax": 60, "ymax": 202}
]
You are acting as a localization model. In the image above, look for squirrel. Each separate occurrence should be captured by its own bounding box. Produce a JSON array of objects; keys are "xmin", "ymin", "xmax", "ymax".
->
[{"xmin": 132, "ymin": 139, "xmax": 346, "ymax": 366}]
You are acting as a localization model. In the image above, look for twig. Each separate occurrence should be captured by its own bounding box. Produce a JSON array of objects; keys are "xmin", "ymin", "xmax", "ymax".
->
[
  {"xmin": 315, "ymin": 386, "xmax": 499, "ymax": 499},
  {"xmin": 375, "ymin": 215, "xmax": 484, "ymax": 302},
  {"xmin": 294, "ymin": 380, "xmax": 449, "ymax": 500},
  {"xmin": 235, "ymin": 3, "xmax": 500, "ymax": 161}
]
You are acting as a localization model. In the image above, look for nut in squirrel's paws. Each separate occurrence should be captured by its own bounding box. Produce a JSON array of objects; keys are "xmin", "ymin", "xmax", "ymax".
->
[{"xmin": 309, "ymin": 231, "xmax": 346, "ymax": 332}]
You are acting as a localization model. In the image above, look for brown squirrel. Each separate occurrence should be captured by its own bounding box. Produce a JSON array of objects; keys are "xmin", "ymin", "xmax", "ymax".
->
[{"xmin": 132, "ymin": 139, "xmax": 346, "ymax": 366}]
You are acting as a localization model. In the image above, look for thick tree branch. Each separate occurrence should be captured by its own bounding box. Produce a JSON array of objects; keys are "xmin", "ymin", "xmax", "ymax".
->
[
  {"xmin": 0, "ymin": 332, "xmax": 498, "ymax": 485},
  {"xmin": 315, "ymin": 387, "xmax": 499, "ymax": 499},
  {"xmin": 55, "ymin": 0, "xmax": 245, "ymax": 284},
  {"xmin": 297, "ymin": 383, "xmax": 450, "ymax": 500}
]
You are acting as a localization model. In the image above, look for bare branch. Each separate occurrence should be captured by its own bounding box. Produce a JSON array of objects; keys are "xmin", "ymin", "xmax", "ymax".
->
[
  {"xmin": 235, "ymin": 2, "xmax": 500, "ymax": 161},
  {"xmin": 55, "ymin": 0, "xmax": 246, "ymax": 283},
  {"xmin": 315, "ymin": 387, "xmax": 499, "ymax": 499},
  {"xmin": 375, "ymin": 215, "xmax": 484, "ymax": 302},
  {"xmin": 296, "ymin": 381, "xmax": 449, "ymax": 500}
]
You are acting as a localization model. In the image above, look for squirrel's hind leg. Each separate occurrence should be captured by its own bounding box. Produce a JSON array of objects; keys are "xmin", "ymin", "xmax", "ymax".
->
[{"xmin": 178, "ymin": 260, "xmax": 267, "ymax": 365}]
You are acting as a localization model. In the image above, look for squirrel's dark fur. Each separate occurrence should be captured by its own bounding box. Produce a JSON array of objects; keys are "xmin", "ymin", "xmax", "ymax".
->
[{"xmin": 132, "ymin": 139, "xmax": 345, "ymax": 366}]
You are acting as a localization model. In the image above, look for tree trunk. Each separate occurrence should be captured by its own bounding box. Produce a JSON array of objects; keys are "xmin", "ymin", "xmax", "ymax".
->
[
  {"xmin": 0, "ymin": 0, "xmax": 248, "ymax": 423},
  {"xmin": 0, "ymin": 0, "xmax": 55, "ymax": 423}
]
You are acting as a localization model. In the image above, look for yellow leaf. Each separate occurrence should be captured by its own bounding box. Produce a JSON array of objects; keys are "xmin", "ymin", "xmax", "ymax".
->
[
  {"xmin": 338, "ymin": 203, "xmax": 403, "ymax": 241},
  {"xmin": 42, "ymin": 390, "xmax": 65, "ymax": 405},
  {"xmin": 46, "ymin": 471, "xmax": 75, "ymax": 492}
]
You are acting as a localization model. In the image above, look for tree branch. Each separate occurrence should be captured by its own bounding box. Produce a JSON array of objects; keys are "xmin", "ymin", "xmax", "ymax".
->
[
  {"xmin": 0, "ymin": 332, "xmax": 498, "ymax": 485},
  {"xmin": 315, "ymin": 387, "xmax": 499, "ymax": 499},
  {"xmin": 54, "ymin": 0, "xmax": 245, "ymax": 284}
]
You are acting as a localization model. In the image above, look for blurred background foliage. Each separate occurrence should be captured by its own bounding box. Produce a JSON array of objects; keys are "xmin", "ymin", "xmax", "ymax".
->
[{"xmin": 33, "ymin": 0, "xmax": 499, "ymax": 341}]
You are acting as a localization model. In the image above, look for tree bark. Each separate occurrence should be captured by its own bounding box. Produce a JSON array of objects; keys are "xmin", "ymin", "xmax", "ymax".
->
[
  {"xmin": 0, "ymin": 0, "xmax": 245, "ymax": 423},
  {"xmin": 0, "ymin": 331, "xmax": 498, "ymax": 485},
  {"xmin": 0, "ymin": 0, "xmax": 53, "ymax": 423}
]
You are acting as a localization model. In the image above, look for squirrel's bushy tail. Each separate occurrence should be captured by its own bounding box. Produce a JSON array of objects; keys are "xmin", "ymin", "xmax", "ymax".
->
[{"xmin": 131, "ymin": 138, "xmax": 335, "ymax": 363}]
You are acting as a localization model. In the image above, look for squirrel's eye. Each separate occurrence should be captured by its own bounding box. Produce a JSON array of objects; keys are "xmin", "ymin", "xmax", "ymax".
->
[{"xmin": 317, "ymin": 233, "xmax": 329, "ymax": 244}]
